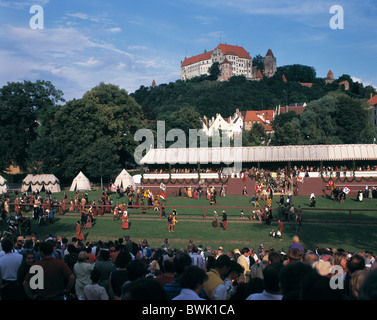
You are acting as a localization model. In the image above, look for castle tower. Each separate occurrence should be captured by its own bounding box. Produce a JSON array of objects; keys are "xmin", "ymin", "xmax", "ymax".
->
[
  {"xmin": 219, "ymin": 58, "xmax": 233, "ymax": 82},
  {"xmin": 256, "ymin": 69, "xmax": 264, "ymax": 81},
  {"xmin": 325, "ymin": 70, "xmax": 335, "ymax": 84},
  {"xmin": 263, "ymin": 49, "xmax": 277, "ymax": 78}
]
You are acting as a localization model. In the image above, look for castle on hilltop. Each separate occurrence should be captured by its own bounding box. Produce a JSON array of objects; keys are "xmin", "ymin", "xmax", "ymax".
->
[{"xmin": 181, "ymin": 43, "xmax": 277, "ymax": 82}]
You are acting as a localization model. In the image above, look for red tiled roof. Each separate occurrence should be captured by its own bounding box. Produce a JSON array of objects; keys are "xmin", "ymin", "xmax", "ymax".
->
[
  {"xmin": 259, "ymin": 110, "xmax": 274, "ymax": 122},
  {"xmin": 181, "ymin": 50, "xmax": 213, "ymax": 67},
  {"xmin": 244, "ymin": 110, "xmax": 274, "ymax": 132},
  {"xmin": 282, "ymin": 74, "xmax": 287, "ymax": 82},
  {"xmin": 222, "ymin": 57, "xmax": 231, "ymax": 64},
  {"xmin": 280, "ymin": 106, "xmax": 306, "ymax": 115},
  {"xmin": 216, "ymin": 43, "xmax": 251, "ymax": 59},
  {"xmin": 368, "ymin": 95, "xmax": 377, "ymax": 106},
  {"xmin": 299, "ymin": 82, "xmax": 313, "ymax": 87},
  {"xmin": 256, "ymin": 69, "xmax": 264, "ymax": 78},
  {"xmin": 244, "ymin": 110, "xmax": 274, "ymax": 122},
  {"xmin": 327, "ymin": 70, "xmax": 333, "ymax": 76},
  {"xmin": 244, "ymin": 111, "xmax": 260, "ymax": 122}
]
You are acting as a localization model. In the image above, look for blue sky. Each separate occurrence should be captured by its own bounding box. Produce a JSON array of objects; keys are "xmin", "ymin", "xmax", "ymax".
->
[{"xmin": 0, "ymin": 0, "xmax": 376, "ymax": 101}]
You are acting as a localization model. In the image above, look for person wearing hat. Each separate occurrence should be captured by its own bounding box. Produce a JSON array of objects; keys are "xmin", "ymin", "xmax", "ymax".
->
[
  {"xmin": 121, "ymin": 211, "xmax": 129, "ymax": 230},
  {"xmin": 73, "ymin": 251, "xmax": 94, "ymax": 299}
]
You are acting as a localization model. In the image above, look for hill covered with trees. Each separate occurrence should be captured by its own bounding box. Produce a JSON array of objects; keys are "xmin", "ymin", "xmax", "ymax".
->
[
  {"xmin": 0, "ymin": 64, "xmax": 376, "ymax": 182},
  {"xmin": 131, "ymin": 64, "xmax": 376, "ymax": 121}
]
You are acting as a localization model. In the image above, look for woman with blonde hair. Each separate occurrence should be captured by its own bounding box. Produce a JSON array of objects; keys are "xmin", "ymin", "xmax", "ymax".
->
[{"xmin": 74, "ymin": 251, "xmax": 94, "ymax": 300}]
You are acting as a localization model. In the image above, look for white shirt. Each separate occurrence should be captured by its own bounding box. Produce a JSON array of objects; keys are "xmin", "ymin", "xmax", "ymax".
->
[
  {"xmin": 82, "ymin": 283, "xmax": 109, "ymax": 300},
  {"xmin": 74, "ymin": 262, "xmax": 95, "ymax": 297},
  {"xmin": 172, "ymin": 288, "xmax": 205, "ymax": 300},
  {"xmin": 246, "ymin": 290, "xmax": 283, "ymax": 300},
  {"xmin": 212, "ymin": 283, "xmax": 227, "ymax": 300},
  {"xmin": 190, "ymin": 253, "xmax": 205, "ymax": 269},
  {"xmin": 224, "ymin": 278, "xmax": 236, "ymax": 299}
]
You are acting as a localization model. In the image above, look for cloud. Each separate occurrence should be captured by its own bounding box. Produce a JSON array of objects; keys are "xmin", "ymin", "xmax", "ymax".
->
[
  {"xmin": 0, "ymin": 24, "xmax": 178, "ymax": 99},
  {"xmin": 351, "ymin": 76, "xmax": 377, "ymax": 90},
  {"xmin": 190, "ymin": 0, "xmax": 330, "ymax": 16},
  {"xmin": 0, "ymin": 0, "xmax": 49, "ymax": 10},
  {"xmin": 108, "ymin": 27, "xmax": 122, "ymax": 33},
  {"xmin": 74, "ymin": 57, "xmax": 100, "ymax": 67},
  {"xmin": 127, "ymin": 45, "xmax": 148, "ymax": 50},
  {"xmin": 66, "ymin": 12, "xmax": 112, "ymax": 24}
]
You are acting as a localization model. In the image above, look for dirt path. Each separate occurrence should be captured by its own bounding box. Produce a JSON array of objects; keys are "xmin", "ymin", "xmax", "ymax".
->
[{"xmin": 51, "ymin": 213, "xmax": 377, "ymax": 226}]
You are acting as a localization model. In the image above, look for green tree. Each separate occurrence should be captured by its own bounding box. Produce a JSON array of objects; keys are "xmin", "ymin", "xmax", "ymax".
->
[
  {"xmin": 242, "ymin": 122, "xmax": 268, "ymax": 146},
  {"xmin": 0, "ymin": 80, "xmax": 64, "ymax": 172},
  {"xmin": 208, "ymin": 62, "xmax": 221, "ymax": 81},
  {"xmin": 48, "ymin": 83, "xmax": 146, "ymax": 181},
  {"xmin": 276, "ymin": 64, "xmax": 317, "ymax": 83},
  {"xmin": 299, "ymin": 95, "xmax": 340, "ymax": 144},
  {"xmin": 272, "ymin": 111, "xmax": 300, "ymax": 129},
  {"xmin": 252, "ymin": 54, "xmax": 265, "ymax": 73},
  {"xmin": 334, "ymin": 95, "xmax": 374, "ymax": 144},
  {"xmin": 271, "ymin": 122, "xmax": 301, "ymax": 145},
  {"xmin": 164, "ymin": 104, "xmax": 202, "ymax": 147},
  {"xmin": 86, "ymin": 137, "xmax": 120, "ymax": 190}
]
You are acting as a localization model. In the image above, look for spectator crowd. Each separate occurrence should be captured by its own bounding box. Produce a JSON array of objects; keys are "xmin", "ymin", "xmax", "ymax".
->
[{"xmin": 0, "ymin": 233, "xmax": 376, "ymax": 301}]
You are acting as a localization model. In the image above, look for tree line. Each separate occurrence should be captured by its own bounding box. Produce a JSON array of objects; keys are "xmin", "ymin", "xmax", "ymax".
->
[{"xmin": 0, "ymin": 65, "xmax": 375, "ymax": 182}]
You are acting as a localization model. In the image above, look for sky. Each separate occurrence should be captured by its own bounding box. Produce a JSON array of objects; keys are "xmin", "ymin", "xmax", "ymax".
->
[{"xmin": 0, "ymin": 0, "xmax": 376, "ymax": 102}]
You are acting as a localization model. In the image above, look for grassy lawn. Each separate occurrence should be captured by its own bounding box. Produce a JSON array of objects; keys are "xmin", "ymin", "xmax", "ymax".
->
[{"xmin": 5, "ymin": 190, "xmax": 377, "ymax": 254}]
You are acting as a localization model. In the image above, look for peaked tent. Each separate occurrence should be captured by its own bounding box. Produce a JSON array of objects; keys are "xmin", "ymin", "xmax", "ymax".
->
[
  {"xmin": 132, "ymin": 174, "xmax": 142, "ymax": 185},
  {"xmin": 0, "ymin": 175, "xmax": 8, "ymax": 194},
  {"xmin": 114, "ymin": 169, "xmax": 136, "ymax": 191},
  {"xmin": 70, "ymin": 172, "xmax": 92, "ymax": 192},
  {"xmin": 21, "ymin": 174, "xmax": 61, "ymax": 193}
]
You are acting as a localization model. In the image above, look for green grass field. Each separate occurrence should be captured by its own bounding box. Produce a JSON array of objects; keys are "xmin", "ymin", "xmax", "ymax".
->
[{"xmin": 5, "ymin": 190, "xmax": 377, "ymax": 254}]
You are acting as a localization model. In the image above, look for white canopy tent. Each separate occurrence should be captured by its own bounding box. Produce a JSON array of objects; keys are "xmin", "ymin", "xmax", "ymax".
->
[
  {"xmin": 0, "ymin": 175, "xmax": 8, "ymax": 194},
  {"xmin": 140, "ymin": 144, "xmax": 377, "ymax": 164},
  {"xmin": 21, "ymin": 174, "xmax": 61, "ymax": 193},
  {"xmin": 69, "ymin": 171, "xmax": 92, "ymax": 192},
  {"xmin": 114, "ymin": 169, "xmax": 136, "ymax": 191},
  {"xmin": 132, "ymin": 174, "xmax": 142, "ymax": 185}
]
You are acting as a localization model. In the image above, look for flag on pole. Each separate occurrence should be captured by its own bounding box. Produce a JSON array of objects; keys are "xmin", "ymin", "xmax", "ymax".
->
[{"xmin": 160, "ymin": 191, "xmax": 168, "ymax": 201}]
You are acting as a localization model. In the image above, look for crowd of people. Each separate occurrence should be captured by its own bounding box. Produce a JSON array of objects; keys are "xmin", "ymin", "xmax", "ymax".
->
[{"xmin": 0, "ymin": 232, "xmax": 376, "ymax": 300}]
